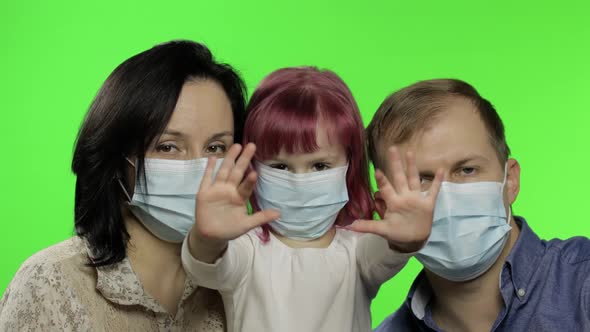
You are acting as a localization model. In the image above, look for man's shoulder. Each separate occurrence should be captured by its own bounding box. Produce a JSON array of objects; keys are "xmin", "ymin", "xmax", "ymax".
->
[
  {"xmin": 545, "ymin": 235, "xmax": 590, "ymax": 265},
  {"xmin": 374, "ymin": 302, "xmax": 419, "ymax": 331}
]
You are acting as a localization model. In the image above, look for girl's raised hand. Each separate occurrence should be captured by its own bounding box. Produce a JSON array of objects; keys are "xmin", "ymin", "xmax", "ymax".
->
[
  {"xmin": 191, "ymin": 143, "xmax": 280, "ymax": 248},
  {"xmin": 347, "ymin": 146, "xmax": 443, "ymax": 253}
]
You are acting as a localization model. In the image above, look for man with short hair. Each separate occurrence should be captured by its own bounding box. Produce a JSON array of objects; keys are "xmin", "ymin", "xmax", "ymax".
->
[{"xmin": 368, "ymin": 79, "xmax": 590, "ymax": 331}]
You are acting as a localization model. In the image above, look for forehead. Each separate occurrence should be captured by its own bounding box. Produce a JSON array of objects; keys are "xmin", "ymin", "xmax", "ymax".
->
[
  {"xmin": 401, "ymin": 98, "xmax": 498, "ymax": 168},
  {"xmin": 274, "ymin": 120, "xmax": 346, "ymax": 160},
  {"xmin": 165, "ymin": 80, "xmax": 233, "ymax": 137}
]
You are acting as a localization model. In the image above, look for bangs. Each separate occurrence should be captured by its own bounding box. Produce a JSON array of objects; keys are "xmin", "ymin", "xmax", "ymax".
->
[
  {"xmin": 243, "ymin": 66, "xmax": 376, "ymax": 243},
  {"xmin": 246, "ymin": 86, "xmax": 346, "ymax": 160}
]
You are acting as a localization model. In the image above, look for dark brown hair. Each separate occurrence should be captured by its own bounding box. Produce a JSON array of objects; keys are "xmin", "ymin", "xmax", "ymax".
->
[
  {"xmin": 72, "ymin": 40, "xmax": 246, "ymax": 267},
  {"xmin": 366, "ymin": 79, "xmax": 510, "ymax": 169}
]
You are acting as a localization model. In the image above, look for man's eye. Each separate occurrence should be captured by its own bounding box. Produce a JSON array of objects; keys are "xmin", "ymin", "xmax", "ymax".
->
[
  {"xmin": 461, "ymin": 167, "xmax": 476, "ymax": 175},
  {"xmin": 313, "ymin": 163, "xmax": 330, "ymax": 171},
  {"xmin": 270, "ymin": 164, "xmax": 288, "ymax": 171},
  {"xmin": 156, "ymin": 144, "xmax": 178, "ymax": 153},
  {"xmin": 206, "ymin": 144, "xmax": 227, "ymax": 154}
]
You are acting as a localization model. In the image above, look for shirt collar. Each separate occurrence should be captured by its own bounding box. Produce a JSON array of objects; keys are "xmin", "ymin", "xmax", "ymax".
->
[
  {"xmin": 406, "ymin": 216, "xmax": 545, "ymax": 319},
  {"xmin": 407, "ymin": 271, "xmax": 432, "ymax": 320},
  {"xmin": 503, "ymin": 216, "xmax": 545, "ymax": 299}
]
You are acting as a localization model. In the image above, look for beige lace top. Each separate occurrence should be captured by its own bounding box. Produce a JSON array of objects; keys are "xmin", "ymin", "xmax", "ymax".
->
[{"xmin": 0, "ymin": 237, "xmax": 225, "ymax": 331}]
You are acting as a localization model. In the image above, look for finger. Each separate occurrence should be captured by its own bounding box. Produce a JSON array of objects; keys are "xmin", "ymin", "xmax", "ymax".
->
[
  {"xmin": 199, "ymin": 156, "xmax": 217, "ymax": 189},
  {"xmin": 406, "ymin": 151, "xmax": 421, "ymax": 191},
  {"xmin": 387, "ymin": 146, "xmax": 409, "ymax": 192},
  {"xmin": 216, "ymin": 144, "xmax": 242, "ymax": 182},
  {"xmin": 374, "ymin": 169, "xmax": 398, "ymax": 201},
  {"xmin": 237, "ymin": 171, "xmax": 258, "ymax": 200},
  {"xmin": 427, "ymin": 168, "xmax": 444, "ymax": 203},
  {"xmin": 228, "ymin": 143, "xmax": 256, "ymax": 186},
  {"xmin": 345, "ymin": 219, "xmax": 388, "ymax": 237},
  {"xmin": 243, "ymin": 209, "xmax": 280, "ymax": 231}
]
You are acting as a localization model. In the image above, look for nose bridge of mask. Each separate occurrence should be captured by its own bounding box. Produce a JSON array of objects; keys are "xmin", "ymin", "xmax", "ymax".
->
[
  {"xmin": 133, "ymin": 158, "xmax": 223, "ymax": 197},
  {"xmin": 255, "ymin": 162, "xmax": 349, "ymax": 185},
  {"xmin": 433, "ymin": 182, "xmax": 506, "ymax": 221},
  {"xmin": 431, "ymin": 162, "xmax": 509, "ymax": 220},
  {"xmin": 255, "ymin": 162, "xmax": 349, "ymax": 205}
]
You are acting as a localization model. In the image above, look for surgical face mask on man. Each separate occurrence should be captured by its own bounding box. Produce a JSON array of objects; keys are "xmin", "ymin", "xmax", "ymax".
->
[
  {"xmin": 254, "ymin": 162, "xmax": 349, "ymax": 241},
  {"xmin": 415, "ymin": 164, "xmax": 512, "ymax": 282},
  {"xmin": 119, "ymin": 157, "xmax": 223, "ymax": 243}
]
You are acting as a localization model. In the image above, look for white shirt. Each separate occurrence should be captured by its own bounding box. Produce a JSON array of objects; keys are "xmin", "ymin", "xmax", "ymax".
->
[{"xmin": 181, "ymin": 228, "xmax": 411, "ymax": 332}]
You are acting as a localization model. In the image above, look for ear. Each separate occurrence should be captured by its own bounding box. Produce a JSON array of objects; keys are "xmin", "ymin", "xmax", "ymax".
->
[
  {"xmin": 374, "ymin": 191, "xmax": 386, "ymax": 219},
  {"xmin": 505, "ymin": 158, "xmax": 521, "ymax": 205}
]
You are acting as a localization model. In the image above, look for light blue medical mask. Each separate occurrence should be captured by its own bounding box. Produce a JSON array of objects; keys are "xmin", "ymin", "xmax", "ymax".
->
[
  {"xmin": 416, "ymin": 165, "xmax": 512, "ymax": 282},
  {"xmin": 119, "ymin": 157, "xmax": 222, "ymax": 243},
  {"xmin": 254, "ymin": 162, "xmax": 349, "ymax": 241}
]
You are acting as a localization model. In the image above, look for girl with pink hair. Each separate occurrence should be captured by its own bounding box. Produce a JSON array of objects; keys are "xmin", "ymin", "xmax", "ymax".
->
[{"xmin": 181, "ymin": 67, "xmax": 443, "ymax": 331}]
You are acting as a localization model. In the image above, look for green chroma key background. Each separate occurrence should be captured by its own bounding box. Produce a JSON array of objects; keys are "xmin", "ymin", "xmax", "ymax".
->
[{"xmin": 1, "ymin": 0, "xmax": 589, "ymax": 327}]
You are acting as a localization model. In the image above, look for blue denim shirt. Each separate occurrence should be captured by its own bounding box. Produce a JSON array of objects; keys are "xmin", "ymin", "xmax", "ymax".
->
[{"xmin": 374, "ymin": 217, "xmax": 590, "ymax": 331}]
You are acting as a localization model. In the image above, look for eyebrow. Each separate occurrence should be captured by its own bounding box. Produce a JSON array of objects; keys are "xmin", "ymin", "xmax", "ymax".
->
[
  {"xmin": 207, "ymin": 131, "xmax": 233, "ymax": 141},
  {"xmin": 309, "ymin": 155, "xmax": 338, "ymax": 163},
  {"xmin": 451, "ymin": 154, "xmax": 490, "ymax": 169},
  {"xmin": 161, "ymin": 129, "xmax": 185, "ymax": 137}
]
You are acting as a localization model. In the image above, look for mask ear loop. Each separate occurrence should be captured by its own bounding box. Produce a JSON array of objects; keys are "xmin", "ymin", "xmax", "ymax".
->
[
  {"xmin": 117, "ymin": 157, "xmax": 136, "ymax": 203},
  {"xmin": 501, "ymin": 162, "xmax": 512, "ymax": 224}
]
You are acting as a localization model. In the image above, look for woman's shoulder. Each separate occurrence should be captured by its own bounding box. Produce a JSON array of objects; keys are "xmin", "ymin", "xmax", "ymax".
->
[
  {"xmin": 3, "ymin": 237, "xmax": 92, "ymax": 296},
  {"xmin": 0, "ymin": 237, "xmax": 94, "ymax": 330},
  {"xmin": 14, "ymin": 237, "xmax": 90, "ymax": 278}
]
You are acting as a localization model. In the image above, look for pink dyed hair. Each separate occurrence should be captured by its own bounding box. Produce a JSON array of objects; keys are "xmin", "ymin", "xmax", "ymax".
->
[{"xmin": 243, "ymin": 66, "xmax": 375, "ymax": 242}]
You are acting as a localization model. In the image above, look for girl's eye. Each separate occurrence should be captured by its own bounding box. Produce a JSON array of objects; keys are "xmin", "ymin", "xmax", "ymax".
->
[
  {"xmin": 419, "ymin": 175, "xmax": 435, "ymax": 191},
  {"xmin": 156, "ymin": 143, "xmax": 178, "ymax": 153},
  {"xmin": 270, "ymin": 164, "xmax": 288, "ymax": 171},
  {"xmin": 313, "ymin": 163, "xmax": 330, "ymax": 171},
  {"xmin": 206, "ymin": 144, "xmax": 227, "ymax": 154}
]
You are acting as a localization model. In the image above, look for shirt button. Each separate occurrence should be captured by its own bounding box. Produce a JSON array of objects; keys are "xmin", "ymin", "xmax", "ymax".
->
[{"xmin": 517, "ymin": 288, "xmax": 526, "ymax": 297}]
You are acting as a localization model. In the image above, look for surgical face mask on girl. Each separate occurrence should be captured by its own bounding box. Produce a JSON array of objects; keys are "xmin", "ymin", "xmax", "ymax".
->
[
  {"xmin": 118, "ymin": 157, "xmax": 223, "ymax": 243},
  {"xmin": 415, "ymin": 164, "xmax": 512, "ymax": 282},
  {"xmin": 254, "ymin": 162, "xmax": 349, "ymax": 241}
]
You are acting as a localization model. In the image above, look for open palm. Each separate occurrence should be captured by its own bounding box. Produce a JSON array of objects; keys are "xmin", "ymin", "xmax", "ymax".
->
[
  {"xmin": 347, "ymin": 147, "xmax": 443, "ymax": 252},
  {"xmin": 194, "ymin": 143, "xmax": 280, "ymax": 242}
]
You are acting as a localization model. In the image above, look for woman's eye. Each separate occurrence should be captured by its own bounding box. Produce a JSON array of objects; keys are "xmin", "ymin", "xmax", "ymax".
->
[
  {"xmin": 156, "ymin": 144, "xmax": 178, "ymax": 153},
  {"xmin": 313, "ymin": 163, "xmax": 330, "ymax": 171},
  {"xmin": 206, "ymin": 144, "xmax": 226, "ymax": 154},
  {"xmin": 270, "ymin": 164, "xmax": 288, "ymax": 171}
]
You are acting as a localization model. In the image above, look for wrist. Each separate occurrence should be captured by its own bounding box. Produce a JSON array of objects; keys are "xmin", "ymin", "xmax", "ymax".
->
[
  {"xmin": 388, "ymin": 240, "xmax": 425, "ymax": 253},
  {"xmin": 188, "ymin": 229, "xmax": 228, "ymax": 263}
]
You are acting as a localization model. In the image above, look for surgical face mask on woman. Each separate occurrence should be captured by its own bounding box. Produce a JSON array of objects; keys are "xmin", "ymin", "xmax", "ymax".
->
[{"xmin": 119, "ymin": 157, "xmax": 223, "ymax": 243}]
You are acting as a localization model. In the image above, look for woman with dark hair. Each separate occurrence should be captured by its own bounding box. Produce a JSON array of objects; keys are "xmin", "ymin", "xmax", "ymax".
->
[{"xmin": 0, "ymin": 40, "xmax": 246, "ymax": 331}]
